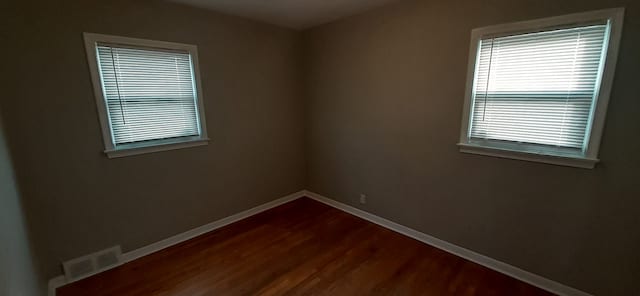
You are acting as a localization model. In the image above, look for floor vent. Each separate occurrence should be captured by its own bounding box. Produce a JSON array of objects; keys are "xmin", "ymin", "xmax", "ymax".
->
[{"xmin": 63, "ymin": 246, "xmax": 122, "ymax": 283}]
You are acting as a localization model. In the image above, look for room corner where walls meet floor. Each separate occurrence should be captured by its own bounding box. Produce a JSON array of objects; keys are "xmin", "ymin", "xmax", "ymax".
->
[{"xmin": 50, "ymin": 190, "xmax": 592, "ymax": 296}]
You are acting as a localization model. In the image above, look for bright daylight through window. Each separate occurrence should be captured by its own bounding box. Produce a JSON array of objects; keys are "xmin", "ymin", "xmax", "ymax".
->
[
  {"xmin": 84, "ymin": 33, "xmax": 208, "ymax": 158},
  {"xmin": 458, "ymin": 9, "xmax": 624, "ymax": 168}
]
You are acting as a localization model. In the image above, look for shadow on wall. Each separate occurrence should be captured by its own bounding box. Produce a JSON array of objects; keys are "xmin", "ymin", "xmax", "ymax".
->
[{"xmin": 0, "ymin": 112, "xmax": 43, "ymax": 295}]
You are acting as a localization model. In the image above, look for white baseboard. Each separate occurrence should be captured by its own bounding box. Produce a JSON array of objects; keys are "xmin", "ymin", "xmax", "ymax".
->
[
  {"xmin": 304, "ymin": 190, "xmax": 592, "ymax": 296},
  {"xmin": 48, "ymin": 276, "xmax": 66, "ymax": 296},
  {"xmin": 48, "ymin": 189, "xmax": 591, "ymax": 296},
  {"xmin": 120, "ymin": 190, "xmax": 305, "ymax": 263},
  {"xmin": 48, "ymin": 190, "xmax": 306, "ymax": 296}
]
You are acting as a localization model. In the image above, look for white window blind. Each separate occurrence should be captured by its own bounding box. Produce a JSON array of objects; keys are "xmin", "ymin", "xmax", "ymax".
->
[
  {"xmin": 469, "ymin": 24, "xmax": 609, "ymax": 151},
  {"xmin": 96, "ymin": 45, "xmax": 201, "ymax": 145}
]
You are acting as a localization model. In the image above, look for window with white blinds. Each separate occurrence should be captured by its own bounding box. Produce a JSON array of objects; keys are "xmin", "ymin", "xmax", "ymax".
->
[
  {"xmin": 85, "ymin": 33, "xmax": 208, "ymax": 158},
  {"xmin": 97, "ymin": 45, "xmax": 201, "ymax": 145},
  {"xmin": 469, "ymin": 24, "xmax": 608, "ymax": 151},
  {"xmin": 458, "ymin": 9, "xmax": 624, "ymax": 168}
]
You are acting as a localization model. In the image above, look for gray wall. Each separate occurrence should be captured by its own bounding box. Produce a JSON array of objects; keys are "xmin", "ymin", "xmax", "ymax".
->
[
  {"xmin": 1, "ymin": 0, "xmax": 305, "ymax": 286},
  {"xmin": 304, "ymin": 0, "xmax": 640, "ymax": 295},
  {"xmin": 0, "ymin": 113, "xmax": 42, "ymax": 295},
  {"xmin": 3, "ymin": 0, "xmax": 639, "ymax": 294}
]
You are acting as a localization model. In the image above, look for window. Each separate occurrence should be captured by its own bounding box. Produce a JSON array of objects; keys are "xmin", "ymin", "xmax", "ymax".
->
[
  {"xmin": 84, "ymin": 33, "xmax": 208, "ymax": 158},
  {"xmin": 458, "ymin": 8, "xmax": 624, "ymax": 168}
]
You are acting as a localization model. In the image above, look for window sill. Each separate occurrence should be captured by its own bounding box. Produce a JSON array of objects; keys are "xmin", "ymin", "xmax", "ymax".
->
[
  {"xmin": 457, "ymin": 143, "xmax": 599, "ymax": 169},
  {"xmin": 105, "ymin": 137, "xmax": 209, "ymax": 159}
]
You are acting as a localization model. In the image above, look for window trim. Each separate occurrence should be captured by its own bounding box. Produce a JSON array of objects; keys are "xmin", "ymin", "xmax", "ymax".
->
[
  {"xmin": 83, "ymin": 33, "xmax": 209, "ymax": 158},
  {"xmin": 458, "ymin": 8, "xmax": 625, "ymax": 169}
]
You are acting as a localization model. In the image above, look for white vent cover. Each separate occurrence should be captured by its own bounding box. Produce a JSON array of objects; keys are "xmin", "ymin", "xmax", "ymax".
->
[{"xmin": 63, "ymin": 246, "xmax": 122, "ymax": 282}]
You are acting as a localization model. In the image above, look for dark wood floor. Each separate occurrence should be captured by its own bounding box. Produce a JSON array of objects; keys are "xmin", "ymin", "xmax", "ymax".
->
[{"xmin": 58, "ymin": 197, "xmax": 554, "ymax": 296}]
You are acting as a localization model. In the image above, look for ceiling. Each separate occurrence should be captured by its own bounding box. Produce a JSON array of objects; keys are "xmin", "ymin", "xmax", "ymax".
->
[{"xmin": 169, "ymin": 0, "xmax": 399, "ymax": 30}]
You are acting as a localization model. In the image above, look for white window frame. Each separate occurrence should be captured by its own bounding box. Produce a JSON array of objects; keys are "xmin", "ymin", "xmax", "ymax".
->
[
  {"xmin": 457, "ymin": 8, "xmax": 624, "ymax": 169},
  {"xmin": 83, "ymin": 33, "xmax": 209, "ymax": 158}
]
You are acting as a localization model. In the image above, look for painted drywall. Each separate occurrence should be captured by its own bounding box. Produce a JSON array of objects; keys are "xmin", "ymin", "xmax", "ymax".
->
[
  {"xmin": 304, "ymin": 0, "xmax": 640, "ymax": 295},
  {"xmin": 2, "ymin": 0, "xmax": 638, "ymax": 294},
  {"xmin": 170, "ymin": 0, "xmax": 400, "ymax": 29},
  {"xmin": 0, "ymin": 112, "xmax": 42, "ymax": 295},
  {"xmin": 0, "ymin": 0, "xmax": 305, "ymax": 287}
]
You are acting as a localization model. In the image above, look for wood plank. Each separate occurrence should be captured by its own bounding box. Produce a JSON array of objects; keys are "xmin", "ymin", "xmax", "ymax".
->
[{"xmin": 58, "ymin": 197, "xmax": 554, "ymax": 296}]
